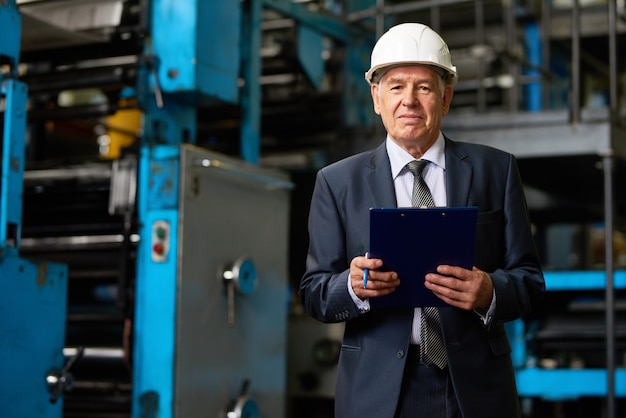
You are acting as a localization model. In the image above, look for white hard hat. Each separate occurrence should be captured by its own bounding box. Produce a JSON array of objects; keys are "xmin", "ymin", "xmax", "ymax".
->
[{"xmin": 365, "ymin": 23, "xmax": 458, "ymax": 86}]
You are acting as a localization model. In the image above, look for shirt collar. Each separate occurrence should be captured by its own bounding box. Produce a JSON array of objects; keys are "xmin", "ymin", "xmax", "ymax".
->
[{"xmin": 386, "ymin": 132, "xmax": 446, "ymax": 179}]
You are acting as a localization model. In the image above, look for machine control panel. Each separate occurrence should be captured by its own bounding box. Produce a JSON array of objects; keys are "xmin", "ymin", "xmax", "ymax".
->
[{"xmin": 151, "ymin": 220, "xmax": 170, "ymax": 262}]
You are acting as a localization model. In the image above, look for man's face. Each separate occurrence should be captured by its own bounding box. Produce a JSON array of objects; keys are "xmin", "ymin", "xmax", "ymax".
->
[{"xmin": 371, "ymin": 65, "xmax": 453, "ymax": 154}]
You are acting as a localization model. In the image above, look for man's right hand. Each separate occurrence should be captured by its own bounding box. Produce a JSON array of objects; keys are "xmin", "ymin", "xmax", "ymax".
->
[{"xmin": 350, "ymin": 255, "xmax": 400, "ymax": 300}]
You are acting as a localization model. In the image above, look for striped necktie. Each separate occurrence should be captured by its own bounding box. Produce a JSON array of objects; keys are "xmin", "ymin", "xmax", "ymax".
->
[{"xmin": 406, "ymin": 160, "xmax": 447, "ymax": 369}]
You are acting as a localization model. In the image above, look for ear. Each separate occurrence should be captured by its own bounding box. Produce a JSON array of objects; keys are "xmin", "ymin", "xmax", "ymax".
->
[
  {"xmin": 441, "ymin": 85, "xmax": 454, "ymax": 116},
  {"xmin": 371, "ymin": 84, "xmax": 381, "ymax": 115}
]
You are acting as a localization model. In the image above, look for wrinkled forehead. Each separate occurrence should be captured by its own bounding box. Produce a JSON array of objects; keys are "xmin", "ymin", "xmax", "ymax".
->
[{"xmin": 378, "ymin": 64, "xmax": 443, "ymax": 84}]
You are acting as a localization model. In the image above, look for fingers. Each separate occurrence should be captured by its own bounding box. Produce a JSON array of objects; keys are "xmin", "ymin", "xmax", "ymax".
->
[
  {"xmin": 433, "ymin": 264, "xmax": 471, "ymax": 280},
  {"xmin": 349, "ymin": 255, "xmax": 382, "ymax": 289},
  {"xmin": 350, "ymin": 255, "xmax": 399, "ymax": 298},
  {"xmin": 359, "ymin": 269, "xmax": 399, "ymax": 289},
  {"xmin": 351, "ymin": 254, "xmax": 383, "ymax": 271},
  {"xmin": 425, "ymin": 265, "xmax": 493, "ymax": 310}
]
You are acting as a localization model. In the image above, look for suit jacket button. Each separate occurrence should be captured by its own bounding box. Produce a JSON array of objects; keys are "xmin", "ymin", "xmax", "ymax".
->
[{"xmin": 396, "ymin": 350, "xmax": 405, "ymax": 359}]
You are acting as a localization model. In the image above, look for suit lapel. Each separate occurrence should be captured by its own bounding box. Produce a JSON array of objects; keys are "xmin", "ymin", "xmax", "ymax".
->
[
  {"xmin": 366, "ymin": 143, "xmax": 396, "ymax": 208},
  {"xmin": 364, "ymin": 139, "xmax": 472, "ymax": 208},
  {"xmin": 444, "ymin": 138, "xmax": 472, "ymax": 207}
]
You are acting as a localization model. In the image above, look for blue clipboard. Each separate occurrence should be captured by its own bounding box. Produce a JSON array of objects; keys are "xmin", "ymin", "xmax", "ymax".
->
[{"xmin": 369, "ymin": 206, "xmax": 478, "ymax": 309}]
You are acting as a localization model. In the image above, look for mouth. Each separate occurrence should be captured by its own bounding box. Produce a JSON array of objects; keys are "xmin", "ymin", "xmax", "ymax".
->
[{"xmin": 399, "ymin": 114, "xmax": 423, "ymax": 123}]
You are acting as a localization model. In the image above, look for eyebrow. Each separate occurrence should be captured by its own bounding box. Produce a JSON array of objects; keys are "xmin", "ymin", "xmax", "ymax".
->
[{"xmin": 385, "ymin": 76, "xmax": 434, "ymax": 85}]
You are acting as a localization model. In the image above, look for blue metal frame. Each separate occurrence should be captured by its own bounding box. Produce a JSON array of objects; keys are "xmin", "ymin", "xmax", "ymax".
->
[
  {"xmin": 507, "ymin": 271, "xmax": 626, "ymax": 401},
  {"xmin": 0, "ymin": 2, "xmax": 69, "ymax": 416},
  {"xmin": 543, "ymin": 270, "xmax": 626, "ymax": 291},
  {"xmin": 263, "ymin": 0, "xmax": 369, "ymax": 43},
  {"xmin": 0, "ymin": 78, "xmax": 27, "ymax": 256},
  {"xmin": 132, "ymin": 10, "xmax": 190, "ymax": 412},
  {"xmin": 132, "ymin": 146, "xmax": 181, "ymax": 418},
  {"xmin": 132, "ymin": 1, "xmax": 238, "ymax": 416},
  {"xmin": 522, "ymin": 20, "xmax": 542, "ymax": 112},
  {"xmin": 0, "ymin": 0, "xmax": 21, "ymax": 65},
  {"xmin": 240, "ymin": 0, "xmax": 263, "ymax": 164},
  {"xmin": 516, "ymin": 368, "xmax": 626, "ymax": 400},
  {"xmin": 238, "ymin": 0, "xmax": 376, "ymax": 163},
  {"xmin": 297, "ymin": 25, "xmax": 326, "ymax": 90}
]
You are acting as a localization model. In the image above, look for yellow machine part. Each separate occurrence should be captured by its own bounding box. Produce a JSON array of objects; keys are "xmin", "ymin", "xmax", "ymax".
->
[{"xmin": 103, "ymin": 104, "xmax": 142, "ymax": 160}]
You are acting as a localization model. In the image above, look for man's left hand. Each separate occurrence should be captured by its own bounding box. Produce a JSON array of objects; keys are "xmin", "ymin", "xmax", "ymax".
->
[{"xmin": 424, "ymin": 265, "xmax": 493, "ymax": 310}]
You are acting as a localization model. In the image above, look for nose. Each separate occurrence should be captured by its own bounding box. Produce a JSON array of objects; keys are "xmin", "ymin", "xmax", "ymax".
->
[{"xmin": 401, "ymin": 88, "xmax": 419, "ymax": 107}]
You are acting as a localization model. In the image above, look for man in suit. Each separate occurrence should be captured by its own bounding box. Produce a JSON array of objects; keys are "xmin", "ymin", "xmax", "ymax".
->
[{"xmin": 299, "ymin": 23, "xmax": 545, "ymax": 418}]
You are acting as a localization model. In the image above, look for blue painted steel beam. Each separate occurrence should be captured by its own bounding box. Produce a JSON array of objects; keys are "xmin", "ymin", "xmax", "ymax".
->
[
  {"xmin": 240, "ymin": 0, "xmax": 263, "ymax": 164},
  {"xmin": 516, "ymin": 368, "xmax": 626, "ymax": 400},
  {"xmin": 343, "ymin": 34, "xmax": 376, "ymax": 126},
  {"xmin": 0, "ymin": 1, "xmax": 25, "ymax": 257},
  {"xmin": 522, "ymin": 20, "xmax": 542, "ymax": 111},
  {"xmin": 0, "ymin": 79, "xmax": 27, "ymax": 257},
  {"xmin": 132, "ymin": 146, "xmax": 180, "ymax": 418},
  {"xmin": 1, "ymin": 5, "xmax": 68, "ymax": 417},
  {"xmin": 133, "ymin": 51, "xmax": 189, "ymax": 418},
  {"xmin": 0, "ymin": 0, "xmax": 21, "ymax": 69},
  {"xmin": 262, "ymin": 0, "xmax": 373, "ymax": 43},
  {"xmin": 297, "ymin": 25, "xmax": 325, "ymax": 90},
  {"xmin": 544, "ymin": 270, "xmax": 626, "ymax": 291}
]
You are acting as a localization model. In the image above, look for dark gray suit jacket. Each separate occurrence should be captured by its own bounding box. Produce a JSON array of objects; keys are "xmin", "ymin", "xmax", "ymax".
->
[{"xmin": 300, "ymin": 137, "xmax": 545, "ymax": 418}]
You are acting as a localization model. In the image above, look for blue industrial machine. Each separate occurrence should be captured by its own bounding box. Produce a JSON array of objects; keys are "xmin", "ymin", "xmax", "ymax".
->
[
  {"xmin": 129, "ymin": 2, "xmax": 371, "ymax": 415},
  {"xmin": 129, "ymin": 2, "xmax": 322, "ymax": 417},
  {"xmin": 132, "ymin": 6, "xmax": 293, "ymax": 416},
  {"xmin": 0, "ymin": 1, "xmax": 70, "ymax": 417},
  {"xmin": 133, "ymin": 144, "xmax": 293, "ymax": 418}
]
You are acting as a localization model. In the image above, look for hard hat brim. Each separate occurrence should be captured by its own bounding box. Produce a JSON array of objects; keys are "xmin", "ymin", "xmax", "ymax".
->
[{"xmin": 365, "ymin": 62, "xmax": 458, "ymax": 86}]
